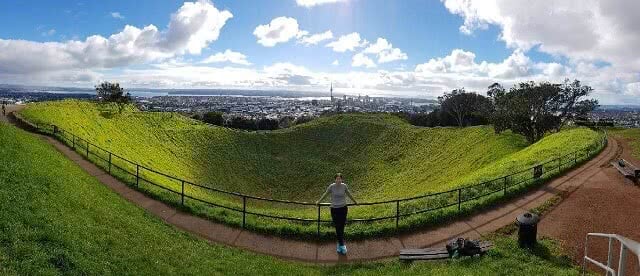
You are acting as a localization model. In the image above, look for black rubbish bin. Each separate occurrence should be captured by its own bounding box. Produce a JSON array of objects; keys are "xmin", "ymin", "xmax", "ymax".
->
[{"xmin": 516, "ymin": 212, "xmax": 539, "ymax": 248}]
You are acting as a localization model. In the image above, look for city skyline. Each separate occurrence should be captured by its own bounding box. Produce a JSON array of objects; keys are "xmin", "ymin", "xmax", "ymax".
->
[{"xmin": 0, "ymin": 0, "xmax": 639, "ymax": 104}]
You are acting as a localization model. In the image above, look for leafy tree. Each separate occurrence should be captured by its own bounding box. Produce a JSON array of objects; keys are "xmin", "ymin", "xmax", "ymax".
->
[
  {"xmin": 278, "ymin": 116, "xmax": 295, "ymax": 129},
  {"xmin": 438, "ymin": 88, "xmax": 493, "ymax": 127},
  {"xmin": 294, "ymin": 116, "xmax": 314, "ymax": 125},
  {"xmin": 256, "ymin": 118, "xmax": 279, "ymax": 130},
  {"xmin": 487, "ymin": 82, "xmax": 506, "ymax": 98},
  {"xmin": 555, "ymin": 79, "xmax": 599, "ymax": 131},
  {"xmin": 227, "ymin": 116, "xmax": 257, "ymax": 130},
  {"xmin": 95, "ymin": 82, "xmax": 131, "ymax": 113},
  {"xmin": 491, "ymin": 80, "xmax": 598, "ymax": 143},
  {"xmin": 202, "ymin": 111, "xmax": 224, "ymax": 126}
]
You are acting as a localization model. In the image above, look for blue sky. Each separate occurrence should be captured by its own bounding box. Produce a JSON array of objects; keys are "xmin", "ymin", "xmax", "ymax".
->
[{"xmin": 0, "ymin": 0, "xmax": 638, "ymax": 103}]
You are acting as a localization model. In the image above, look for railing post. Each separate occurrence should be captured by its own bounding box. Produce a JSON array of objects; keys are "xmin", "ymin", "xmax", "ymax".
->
[
  {"xmin": 317, "ymin": 204, "xmax": 321, "ymax": 237},
  {"xmin": 503, "ymin": 176, "xmax": 508, "ymax": 195},
  {"xmin": 457, "ymin": 188, "xmax": 462, "ymax": 211},
  {"xmin": 86, "ymin": 141, "xmax": 89, "ymax": 157},
  {"xmin": 395, "ymin": 200, "xmax": 400, "ymax": 229},
  {"xmin": 606, "ymin": 237, "xmax": 613, "ymax": 270},
  {"xmin": 618, "ymin": 244, "xmax": 627, "ymax": 276},
  {"xmin": 242, "ymin": 196, "xmax": 246, "ymax": 228},
  {"xmin": 574, "ymin": 152, "xmax": 577, "ymax": 164},
  {"xmin": 136, "ymin": 164, "xmax": 139, "ymax": 187},
  {"xmin": 181, "ymin": 181, "xmax": 185, "ymax": 206},
  {"xmin": 108, "ymin": 152, "xmax": 112, "ymax": 174},
  {"xmin": 558, "ymin": 156, "xmax": 561, "ymax": 172}
]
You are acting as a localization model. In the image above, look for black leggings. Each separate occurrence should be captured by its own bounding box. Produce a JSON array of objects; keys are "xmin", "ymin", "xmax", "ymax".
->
[{"xmin": 330, "ymin": 206, "xmax": 348, "ymax": 245}]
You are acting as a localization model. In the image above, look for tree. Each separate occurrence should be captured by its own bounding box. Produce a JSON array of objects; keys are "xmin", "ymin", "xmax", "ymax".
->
[
  {"xmin": 491, "ymin": 80, "xmax": 598, "ymax": 143},
  {"xmin": 554, "ymin": 79, "xmax": 599, "ymax": 131},
  {"xmin": 202, "ymin": 112, "xmax": 224, "ymax": 126},
  {"xmin": 256, "ymin": 118, "xmax": 279, "ymax": 130},
  {"xmin": 487, "ymin": 82, "xmax": 506, "ymax": 98},
  {"xmin": 95, "ymin": 82, "xmax": 131, "ymax": 113},
  {"xmin": 227, "ymin": 116, "xmax": 257, "ymax": 130},
  {"xmin": 438, "ymin": 88, "xmax": 493, "ymax": 127}
]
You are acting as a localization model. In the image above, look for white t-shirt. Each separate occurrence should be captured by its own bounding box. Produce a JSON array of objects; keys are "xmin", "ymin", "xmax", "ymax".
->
[{"xmin": 324, "ymin": 183, "xmax": 351, "ymax": 208}]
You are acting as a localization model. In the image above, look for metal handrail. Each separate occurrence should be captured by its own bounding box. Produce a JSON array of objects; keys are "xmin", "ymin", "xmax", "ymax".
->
[
  {"xmin": 14, "ymin": 112, "xmax": 607, "ymax": 237},
  {"xmin": 583, "ymin": 233, "xmax": 640, "ymax": 276}
]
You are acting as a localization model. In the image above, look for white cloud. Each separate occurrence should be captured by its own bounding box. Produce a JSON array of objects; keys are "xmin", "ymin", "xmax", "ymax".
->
[
  {"xmin": 441, "ymin": 0, "xmax": 640, "ymax": 102},
  {"xmin": 296, "ymin": 0, "xmax": 347, "ymax": 8},
  {"xmin": 379, "ymin": 48, "xmax": 408, "ymax": 63},
  {"xmin": 332, "ymin": 59, "xmax": 340, "ymax": 66},
  {"xmin": 41, "ymin": 29, "xmax": 56, "ymax": 36},
  {"xmin": 363, "ymin": 38, "xmax": 408, "ymax": 63},
  {"xmin": 110, "ymin": 12, "xmax": 125, "ymax": 19},
  {"xmin": 253, "ymin": 17, "xmax": 301, "ymax": 47},
  {"xmin": 297, "ymin": 30, "xmax": 333, "ymax": 46},
  {"xmin": 415, "ymin": 48, "xmax": 535, "ymax": 79},
  {"xmin": 326, "ymin": 32, "xmax": 367, "ymax": 52},
  {"xmin": 201, "ymin": 49, "xmax": 251, "ymax": 65},
  {"xmin": 352, "ymin": 53, "xmax": 376, "ymax": 68},
  {"xmin": 0, "ymin": 0, "xmax": 232, "ymax": 74}
]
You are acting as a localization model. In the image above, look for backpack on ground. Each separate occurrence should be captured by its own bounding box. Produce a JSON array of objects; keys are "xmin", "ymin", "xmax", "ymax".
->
[{"xmin": 446, "ymin": 237, "xmax": 482, "ymax": 257}]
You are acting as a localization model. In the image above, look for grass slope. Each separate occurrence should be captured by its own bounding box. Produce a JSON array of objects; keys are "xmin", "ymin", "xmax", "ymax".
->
[
  {"xmin": 0, "ymin": 122, "xmax": 583, "ymax": 275},
  {"xmin": 18, "ymin": 100, "xmax": 602, "ymax": 238},
  {"xmin": 20, "ymin": 100, "xmax": 530, "ymax": 200},
  {"xmin": 609, "ymin": 128, "xmax": 640, "ymax": 160}
]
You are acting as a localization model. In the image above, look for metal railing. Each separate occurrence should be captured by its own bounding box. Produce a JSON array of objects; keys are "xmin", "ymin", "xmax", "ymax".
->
[
  {"xmin": 583, "ymin": 233, "xmax": 640, "ymax": 276},
  {"xmin": 15, "ymin": 114, "xmax": 607, "ymax": 238}
]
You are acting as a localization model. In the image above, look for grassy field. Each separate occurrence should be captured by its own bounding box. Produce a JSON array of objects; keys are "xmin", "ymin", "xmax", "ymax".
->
[
  {"xmin": 18, "ymin": 100, "xmax": 604, "ymax": 238},
  {"xmin": 609, "ymin": 128, "xmax": 640, "ymax": 160},
  {"xmin": 0, "ymin": 122, "xmax": 585, "ymax": 275}
]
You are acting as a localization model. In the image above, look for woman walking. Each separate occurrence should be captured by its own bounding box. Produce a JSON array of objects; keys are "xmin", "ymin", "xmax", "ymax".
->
[{"xmin": 317, "ymin": 173, "xmax": 357, "ymax": 255}]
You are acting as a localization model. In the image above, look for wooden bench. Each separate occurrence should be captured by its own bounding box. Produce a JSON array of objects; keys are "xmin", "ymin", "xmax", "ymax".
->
[
  {"xmin": 399, "ymin": 241, "xmax": 492, "ymax": 261},
  {"xmin": 611, "ymin": 159, "xmax": 640, "ymax": 183}
]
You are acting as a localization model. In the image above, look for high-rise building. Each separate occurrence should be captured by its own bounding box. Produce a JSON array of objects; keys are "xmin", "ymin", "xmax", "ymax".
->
[{"xmin": 330, "ymin": 82, "xmax": 334, "ymax": 103}]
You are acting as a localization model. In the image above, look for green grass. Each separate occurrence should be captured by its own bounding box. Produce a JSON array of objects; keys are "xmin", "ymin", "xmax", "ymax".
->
[
  {"xmin": 608, "ymin": 127, "xmax": 640, "ymax": 160},
  {"xmin": 0, "ymin": 122, "xmax": 585, "ymax": 275},
  {"xmin": 18, "ymin": 100, "xmax": 604, "ymax": 238}
]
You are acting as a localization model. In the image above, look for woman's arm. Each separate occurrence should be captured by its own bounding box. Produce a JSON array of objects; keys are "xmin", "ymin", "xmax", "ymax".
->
[
  {"xmin": 345, "ymin": 185, "xmax": 357, "ymax": 204},
  {"xmin": 316, "ymin": 185, "xmax": 330, "ymax": 204}
]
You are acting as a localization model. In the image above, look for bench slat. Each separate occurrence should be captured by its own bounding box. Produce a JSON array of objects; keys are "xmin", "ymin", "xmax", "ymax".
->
[
  {"xmin": 400, "ymin": 253, "xmax": 450, "ymax": 260},
  {"xmin": 400, "ymin": 248, "xmax": 447, "ymax": 255},
  {"xmin": 400, "ymin": 242, "xmax": 493, "ymax": 257},
  {"xmin": 612, "ymin": 162, "xmax": 634, "ymax": 177}
]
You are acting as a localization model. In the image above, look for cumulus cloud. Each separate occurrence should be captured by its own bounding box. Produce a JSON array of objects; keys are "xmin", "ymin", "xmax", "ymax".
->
[
  {"xmin": 363, "ymin": 38, "xmax": 408, "ymax": 63},
  {"xmin": 0, "ymin": 0, "xmax": 232, "ymax": 74},
  {"xmin": 415, "ymin": 48, "xmax": 535, "ymax": 79},
  {"xmin": 201, "ymin": 49, "xmax": 251, "ymax": 65},
  {"xmin": 110, "ymin": 12, "xmax": 125, "ymax": 19},
  {"xmin": 297, "ymin": 30, "xmax": 333, "ymax": 46},
  {"xmin": 332, "ymin": 59, "xmax": 340, "ymax": 66},
  {"xmin": 253, "ymin": 17, "xmax": 301, "ymax": 47},
  {"xmin": 296, "ymin": 0, "xmax": 347, "ymax": 8},
  {"xmin": 441, "ymin": 0, "xmax": 640, "ymax": 101},
  {"xmin": 326, "ymin": 32, "xmax": 367, "ymax": 52},
  {"xmin": 352, "ymin": 53, "xmax": 376, "ymax": 68}
]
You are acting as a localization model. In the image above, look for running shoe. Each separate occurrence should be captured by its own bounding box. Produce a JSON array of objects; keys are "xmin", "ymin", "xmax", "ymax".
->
[{"xmin": 338, "ymin": 244, "xmax": 347, "ymax": 255}]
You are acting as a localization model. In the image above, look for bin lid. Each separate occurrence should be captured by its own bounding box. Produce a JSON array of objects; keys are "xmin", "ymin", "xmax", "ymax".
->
[{"xmin": 516, "ymin": 212, "xmax": 539, "ymax": 225}]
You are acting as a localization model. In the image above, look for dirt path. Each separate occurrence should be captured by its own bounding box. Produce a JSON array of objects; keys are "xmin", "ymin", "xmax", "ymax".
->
[
  {"xmin": 538, "ymin": 137, "xmax": 640, "ymax": 274},
  {"xmin": 2, "ymin": 104, "xmax": 627, "ymax": 264}
]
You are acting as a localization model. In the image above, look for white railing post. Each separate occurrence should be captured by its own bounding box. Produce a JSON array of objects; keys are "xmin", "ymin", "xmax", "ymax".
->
[
  {"xmin": 582, "ymin": 233, "xmax": 640, "ymax": 276},
  {"xmin": 618, "ymin": 244, "xmax": 627, "ymax": 276}
]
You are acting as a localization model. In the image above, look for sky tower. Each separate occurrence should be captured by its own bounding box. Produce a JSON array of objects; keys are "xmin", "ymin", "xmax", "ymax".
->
[{"xmin": 330, "ymin": 82, "xmax": 334, "ymax": 103}]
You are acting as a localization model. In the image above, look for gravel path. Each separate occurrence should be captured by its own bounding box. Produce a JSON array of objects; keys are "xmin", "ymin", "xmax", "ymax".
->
[{"xmin": 538, "ymin": 137, "xmax": 640, "ymax": 275}]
